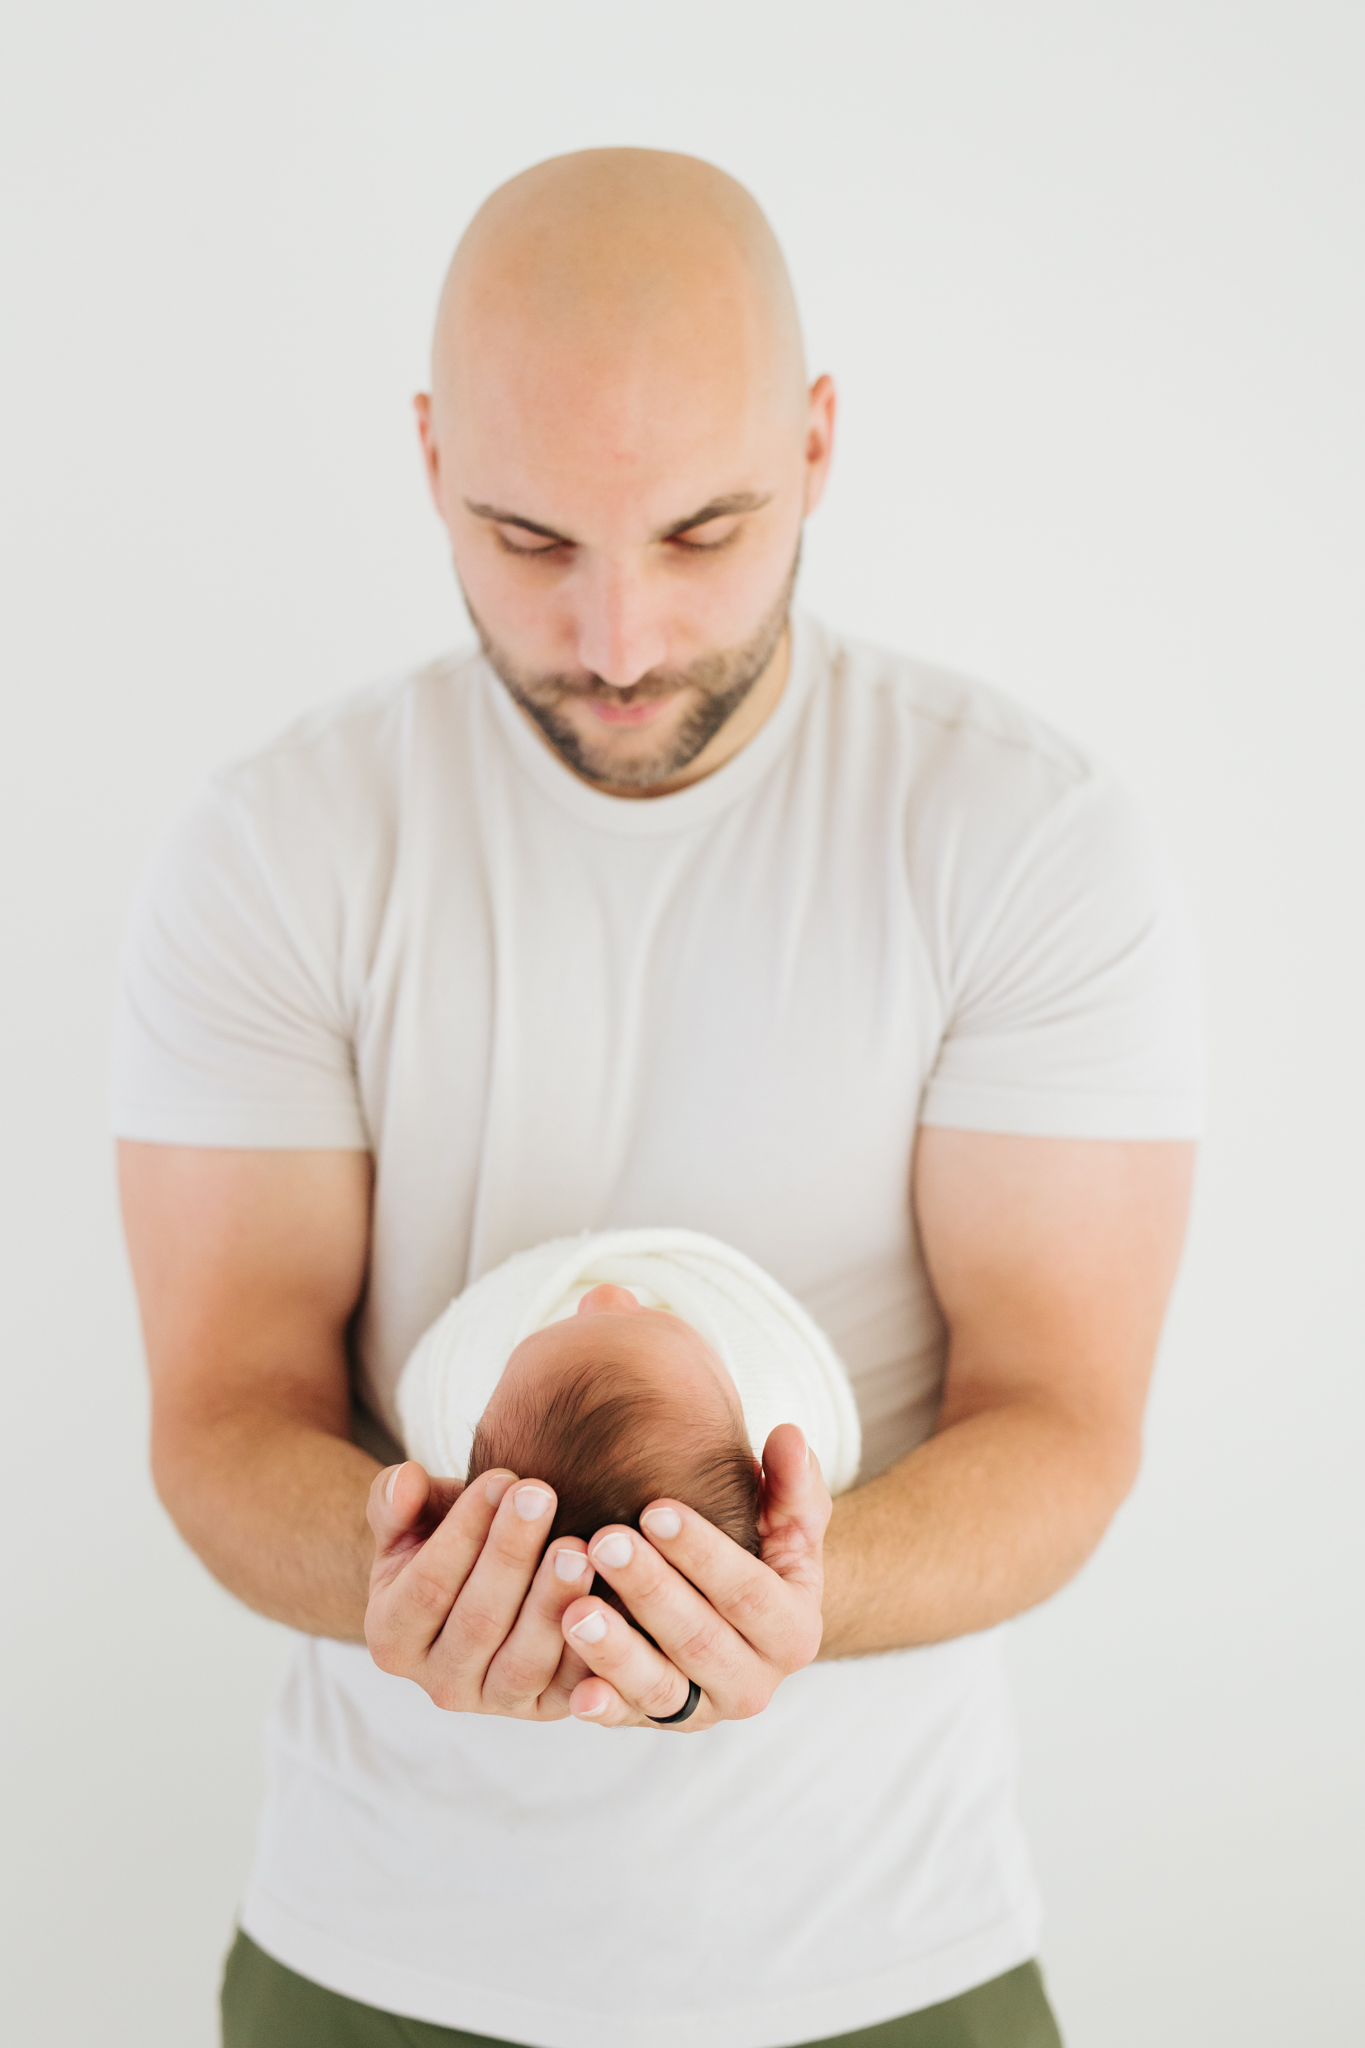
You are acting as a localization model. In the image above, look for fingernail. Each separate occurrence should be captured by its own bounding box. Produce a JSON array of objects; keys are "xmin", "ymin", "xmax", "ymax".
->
[
  {"xmin": 573, "ymin": 1696, "xmax": 606, "ymax": 1717},
  {"xmin": 483, "ymin": 1472, "xmax": 514, "ymax": 1505},
  {"xmin": 569, "ymin": 1610, "xmax": 609, "ymax": 1644},
  {"xmin": 513, "ymin": 1485, "xmax": 553, "ymax": 1521},
  {"xmin": 591, "ymin": 1533, "xmax": 633, "ymax": 1570},
  {"xmin": 554, "ymin": 1550, "xmax": 588, "ymax": 1582},
  {"xmin": 641, "ymin": 1507, "xmax": 682, "ymax": 1540},
  {"xmin": 384, "ymin": 1464, "xmax": 404, "ymax": 1506}
]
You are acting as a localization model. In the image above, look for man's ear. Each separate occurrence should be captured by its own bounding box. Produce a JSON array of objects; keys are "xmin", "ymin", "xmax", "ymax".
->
[
  {"xmin": 413, "ymin": 393, "xmax": 444, "ymax": 518},
  {"xmin": 802, "ymin": 373, "xmax": 837, "ymax": 518}
]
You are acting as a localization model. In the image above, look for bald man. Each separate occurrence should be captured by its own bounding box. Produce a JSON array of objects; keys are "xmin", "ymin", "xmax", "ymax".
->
[{"xmin": 115, "ymin": 150, "xmax": 1203, "ymax": 2048}]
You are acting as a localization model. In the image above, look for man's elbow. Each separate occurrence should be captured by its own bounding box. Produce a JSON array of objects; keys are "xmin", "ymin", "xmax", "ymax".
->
[
  {"xmin": 1060, "ymin": 1410, "xmax": 1145, "ymax": 1575},
  {"xmin": 148, "ymin": 1403, "xmax": 223, "ymax": 1540},
  {"xmin": 1101, "ymin": 1417, "xmax": 1145, "ymax": 1513},
  {"xmin": 147, "ymin": 1390, "xmax": 280, "ymax": 1540}
]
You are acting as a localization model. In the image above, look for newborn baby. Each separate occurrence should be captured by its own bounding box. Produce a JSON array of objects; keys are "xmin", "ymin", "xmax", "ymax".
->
[{"xmin": 396, "ymin": 1229, "xmax": 862, "ymax": 1555}]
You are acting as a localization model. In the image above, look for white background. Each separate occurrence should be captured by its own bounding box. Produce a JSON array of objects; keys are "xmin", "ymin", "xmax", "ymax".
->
[{"xmin": 2, "ymin": 4, "xmax": 1362, "ymax": 2043}]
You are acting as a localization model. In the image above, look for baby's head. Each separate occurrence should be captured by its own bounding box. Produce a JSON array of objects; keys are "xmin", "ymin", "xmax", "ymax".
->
[{"xmin": 466, "ymin": 1284, "xmax": 761, "ymax": 1554}]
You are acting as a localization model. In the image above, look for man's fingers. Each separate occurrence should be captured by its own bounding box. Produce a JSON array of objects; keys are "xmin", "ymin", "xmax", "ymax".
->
[
  {"xmin": 756, "ymin": 1423, "xmax": 833, "ymax": 1590},
  {"xmin": 479, "ymin": 1534, "xmax": 592, "ymax": 1715},
  {"xmin": 425, "ymin": 1477, "xmax": 561, "ymax": 1690},
  {"xmin": 368, "ymin": 1460, "xmax": 425, "ymax": 1552},
  {"xmin": 559, "ymin": 1597, "xmax": 711, "ymax": 1731},
  {"xmin": 367, "ymin": 1468, "xmax": 518, "ymax": 1663},
  {"xmin": 584, "ymin": 1522, "xmax": 762, "ymax": 1703},
  {"xmin": 367, "ymin": 1466, "xmax": 595, "ymax": 1720},
  {"xmin": 567, "ymin": 1674, "xmax": 635, "ymax": 1727},
  {"xmin": 758, "ymin": 1423, "xmax": 831, "ymax": 1533},
  {"xmin": 367, "ymin": 1462, "xmax": 461, "ymax": 1589},
  {"xmin": 631, "ymin": 1496, "xmax": 823, "ymax": 1675}
]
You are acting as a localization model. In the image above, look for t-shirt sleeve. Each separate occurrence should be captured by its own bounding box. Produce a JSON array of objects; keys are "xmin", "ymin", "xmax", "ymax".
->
[
  {"xmin": 110, "ymin": 778, "xmax": 370, "ymax": 1149},
  {"xmin": 918, "ymin": 771, "xmax": 1206, "ymax": 1140}
]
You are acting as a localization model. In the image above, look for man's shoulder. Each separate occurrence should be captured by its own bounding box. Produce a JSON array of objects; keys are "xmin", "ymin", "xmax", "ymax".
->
[
  {"xmin": 804, "ymin": 618, "xmax": 1152, "ymax": 922},
  {"xmin": 809, "ymin": 616, "xmax": 1096, "ymax": 800},
  {"xmin": 210, "ymin": 644, "xmax": 486, "ymax": 816},
  {"xmin": 143, "ymin": 647, "xmax": 492, "ymax": 922}
]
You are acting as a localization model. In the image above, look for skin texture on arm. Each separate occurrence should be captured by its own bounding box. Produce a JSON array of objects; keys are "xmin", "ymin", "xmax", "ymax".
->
[
  {"xmin": 119, "ymin": 1142, "xmax": 380, "ymax": 1639},
  {"xmin": 817, "ymin": 1128, "xmax": 1198, "ymax": 1658},
  {"xmin": 121, "ymin": 1141, "xmax": 602, "ymax": 1710}
]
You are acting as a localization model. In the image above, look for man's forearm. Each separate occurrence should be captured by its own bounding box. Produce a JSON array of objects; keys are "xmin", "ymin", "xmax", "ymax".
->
[
  {"xmin": 818, "ymin": 1396, "xmax": 1139, "ymax": 1658},
  {"xmin": 154, "ymin": 1411, "xmax": 380, "ymax": 1641}
]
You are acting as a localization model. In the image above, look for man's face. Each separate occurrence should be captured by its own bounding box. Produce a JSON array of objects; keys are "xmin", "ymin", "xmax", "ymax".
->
[{"xmin": 417, "ymin": 304, "xmax": 834, "ymax": 793}]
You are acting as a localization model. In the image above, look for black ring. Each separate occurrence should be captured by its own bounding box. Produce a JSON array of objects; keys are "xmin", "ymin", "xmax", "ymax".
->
[{"xmin": 647, "ymin": 1678, "xmax": 702, "ymax": 1725}]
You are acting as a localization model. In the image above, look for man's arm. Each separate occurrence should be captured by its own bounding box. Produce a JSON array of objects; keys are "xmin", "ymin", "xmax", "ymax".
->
[
  {"xmin": 119, "ymin": 1142, "xmax": 380, "ymax": 1639},
  {"xmin": 121, "ymin": 1140, "xmax": 606, "ymax": 1712},
  {"xmin": 536, "ymin": 1128, "xmax": 1193, "ymax": 1723},
  {"xmin": 818, "ymin": 1128, "xmax": 1196, "ymax": 1656}
]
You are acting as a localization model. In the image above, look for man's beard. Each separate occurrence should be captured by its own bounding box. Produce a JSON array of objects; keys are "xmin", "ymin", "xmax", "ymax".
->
[{"xmin": 466, "ymin": 546, "xmax": 800, "ymax": 792}]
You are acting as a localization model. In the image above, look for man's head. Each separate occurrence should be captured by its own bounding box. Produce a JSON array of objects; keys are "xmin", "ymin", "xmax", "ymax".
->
[
  {"xmin": 415, "ymin": 148, "xmax": 835, "ymax": 794},
  {"xmin": 466, "ymin": 1283, "xmax": 762, "ymax": 1554}
]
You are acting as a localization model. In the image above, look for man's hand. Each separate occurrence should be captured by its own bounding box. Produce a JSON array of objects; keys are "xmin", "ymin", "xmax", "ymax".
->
[
  {"xmin": 553, "ymin": 1422, "xmax": 832, "ymax": 1731},
  {"xmin": 365, "ymin": 1461, "xmax": 595, "ymax": 1718}
]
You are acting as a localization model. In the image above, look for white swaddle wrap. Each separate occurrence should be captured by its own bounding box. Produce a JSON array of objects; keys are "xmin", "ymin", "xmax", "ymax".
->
[{"xmin": 397, "ymin": 1228, "xmax": 863, "ymax": 1496}]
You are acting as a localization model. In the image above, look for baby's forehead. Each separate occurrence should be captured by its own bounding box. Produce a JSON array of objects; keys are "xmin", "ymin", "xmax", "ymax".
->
[
  {"xmin": 519, "ymin": 1305, "xmax": 705, "ymax": 1375},
  {"xmin": 490, "ymin": 1302, "xmax": 746, "ymax": 1445},
  {"xmin": 502, "ymin": 1308, "xmax": 743, "ymax": 1429}
]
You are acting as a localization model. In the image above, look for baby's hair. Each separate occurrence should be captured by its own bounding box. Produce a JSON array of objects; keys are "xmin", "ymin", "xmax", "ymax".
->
[{"xmin": 467, "ymin": 1356, "xmax": 761, "ymax": 1555}]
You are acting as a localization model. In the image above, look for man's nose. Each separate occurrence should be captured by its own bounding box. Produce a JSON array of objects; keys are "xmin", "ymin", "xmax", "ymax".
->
[{"xmin": 572, "ymin": 560, "xmax": 668, "ymax": 688}]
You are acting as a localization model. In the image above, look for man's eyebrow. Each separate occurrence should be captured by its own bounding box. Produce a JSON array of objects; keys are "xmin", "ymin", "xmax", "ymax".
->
[
  {"xmin": 462, "ymin": 491, "xmax": 773, "ymax": 547},
  {"xmin": 463, "ymin": 501, "xmax": 573, "ymax": 543},
  {"xmin": 652, "ymin": 492, "xmax": 772, "ymax": 541}
]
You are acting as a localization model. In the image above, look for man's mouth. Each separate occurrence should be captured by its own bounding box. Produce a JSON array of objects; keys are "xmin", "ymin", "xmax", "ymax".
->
[{"xmin": 578, "ymin": 696, "xmax": 677, "ymax": 728}]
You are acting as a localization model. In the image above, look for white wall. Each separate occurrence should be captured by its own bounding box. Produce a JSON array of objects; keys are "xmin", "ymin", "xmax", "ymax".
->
[{"xmin": 3, "ymin": 4, "xmax": 1361, "ymax": 2042}]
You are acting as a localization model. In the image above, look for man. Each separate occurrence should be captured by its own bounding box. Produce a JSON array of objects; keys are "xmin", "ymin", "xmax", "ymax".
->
[{"xmin": 115, "ymin": 150, "xmax": 1202, "ymax": 2047}]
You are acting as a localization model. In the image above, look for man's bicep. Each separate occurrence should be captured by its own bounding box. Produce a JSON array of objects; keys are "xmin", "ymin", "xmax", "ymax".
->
[
  {"xmin": 913, "ymin": 1127, "xmax": 1195, "ymax": 1449},
  {"xmin": 118, "ymin": 1142, "xmax": 373, "ymax": 1438}
]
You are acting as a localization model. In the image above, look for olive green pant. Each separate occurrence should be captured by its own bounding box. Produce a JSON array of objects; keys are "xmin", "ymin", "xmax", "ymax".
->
[{"xmin": 221, "ymin": 1930, "xmax": 1062, "ymax": 2047}]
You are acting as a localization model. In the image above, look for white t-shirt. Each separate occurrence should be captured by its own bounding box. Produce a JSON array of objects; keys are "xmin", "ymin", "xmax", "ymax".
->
[{"xmin": 111, "ymin": 614, "xmax": 1204, "ymax": 2047}]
